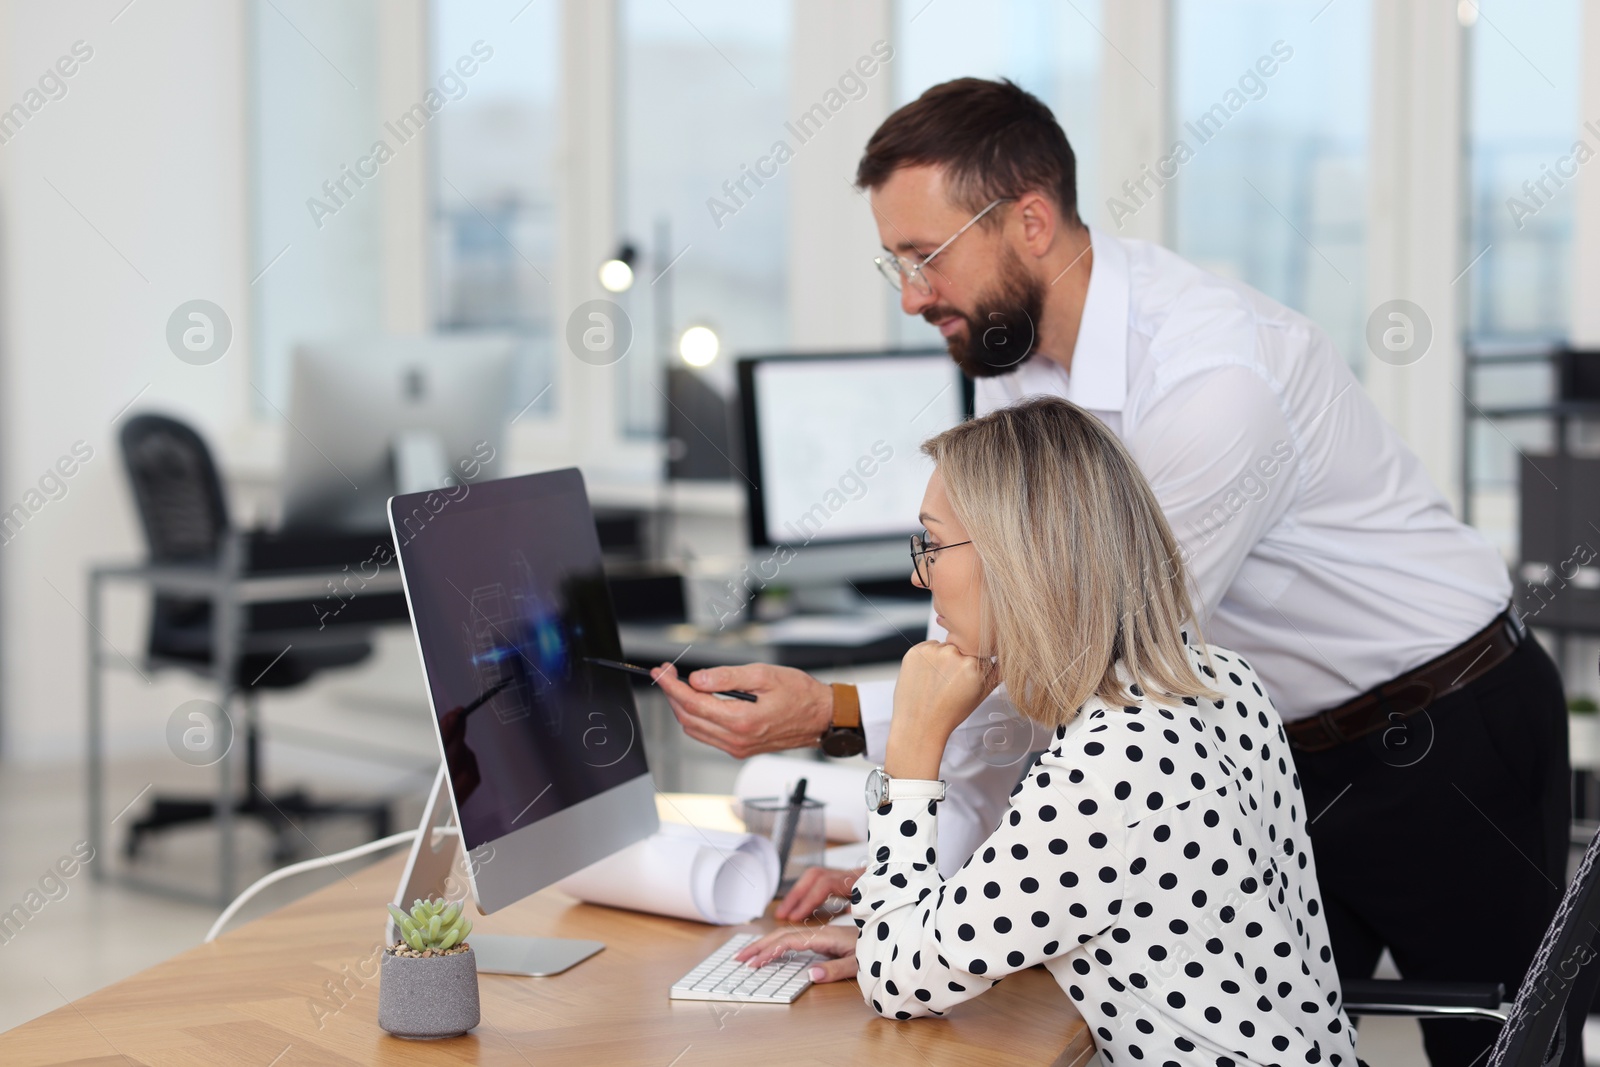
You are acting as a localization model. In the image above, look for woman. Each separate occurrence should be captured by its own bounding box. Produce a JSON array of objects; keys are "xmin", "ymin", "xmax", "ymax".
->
[{"xmin": 732, "ymin": 397, "xmax": 1355, "ymax": 1066}]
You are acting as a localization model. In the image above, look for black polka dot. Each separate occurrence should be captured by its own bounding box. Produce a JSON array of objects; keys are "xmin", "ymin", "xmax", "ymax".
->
[{"xmin": 900, "ymin": 820, "xmax": 917, "ymax": 837}]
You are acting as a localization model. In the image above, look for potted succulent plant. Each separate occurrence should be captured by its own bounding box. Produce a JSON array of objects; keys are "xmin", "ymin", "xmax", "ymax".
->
[{"xmin": 378, "ymin": 898, "xmax": 480, "ymax": 1039}]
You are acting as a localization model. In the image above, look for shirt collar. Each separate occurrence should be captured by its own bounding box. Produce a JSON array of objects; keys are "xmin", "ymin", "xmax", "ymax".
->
[{"xmin": 1062, "ymin": 226, "xmax": 1130, "ymax": 413}]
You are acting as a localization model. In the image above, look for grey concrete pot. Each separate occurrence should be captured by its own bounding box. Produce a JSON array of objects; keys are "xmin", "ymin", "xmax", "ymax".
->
[{"xmin": 377, "ymin": 947, "xmax": 480, "ymax": 1039}]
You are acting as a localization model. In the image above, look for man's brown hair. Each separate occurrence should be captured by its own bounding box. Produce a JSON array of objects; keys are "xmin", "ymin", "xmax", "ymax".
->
[{"xmin": 855, "ymin": 77, "xmax": 1081, "ymax": 227}]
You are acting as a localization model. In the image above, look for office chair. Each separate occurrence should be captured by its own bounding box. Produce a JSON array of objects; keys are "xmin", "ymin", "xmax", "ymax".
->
[
  {"xmin": 119, "ymin": 414, "xmax": 391, "ymax": 864},
  {"xmin": 1340, "ymin": 820, "xmax": 1600, "ymax": 1066}
]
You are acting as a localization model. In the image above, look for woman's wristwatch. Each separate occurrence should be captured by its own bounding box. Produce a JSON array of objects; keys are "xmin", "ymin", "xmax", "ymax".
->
[
  {"xmin": 818, "ymin": 682, "xmax": 867, "ymax": 757},
  {"xmin": 865, "ymin": 766, "xmax": 947, "ymax": 812}
]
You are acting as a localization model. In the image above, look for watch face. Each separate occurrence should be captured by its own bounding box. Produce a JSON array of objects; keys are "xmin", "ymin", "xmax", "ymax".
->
[{"xmin": 865, "ymin": 768, "xmax": 886, "ymax": 811}]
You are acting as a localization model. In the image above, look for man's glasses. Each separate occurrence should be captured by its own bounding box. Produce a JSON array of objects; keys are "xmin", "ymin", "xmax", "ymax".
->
[
  {"xmin": 874, "ymin": 197, "xmax": 1015, "ymax": 296},
  {"xmin": 910, "ymin": 531, "xmax": 973, "ymax": 586}
]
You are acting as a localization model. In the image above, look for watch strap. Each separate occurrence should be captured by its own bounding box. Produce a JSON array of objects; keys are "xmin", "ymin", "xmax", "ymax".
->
[
  {"xmin": 887, "ymin": 778, "xmax": 946, "ymax": 803},
  {"xmin": 829, "ymin": 683, "xmax": 861, "ymax": 729}
]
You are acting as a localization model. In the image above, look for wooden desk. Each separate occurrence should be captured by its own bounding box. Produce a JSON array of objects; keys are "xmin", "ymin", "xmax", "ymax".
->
[{"xmin": 1, "ymin": 797, "xmax": 1091, "ymax": 1066}]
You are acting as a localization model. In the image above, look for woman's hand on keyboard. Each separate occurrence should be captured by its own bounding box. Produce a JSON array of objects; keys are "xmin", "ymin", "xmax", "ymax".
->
[
  {"xmin": 733, "ymin": 924, "xmax": 858, "ymax": 983},
  {"xmin": 775, "ymin": 866, "xmax": 866, "ymax": 922}
]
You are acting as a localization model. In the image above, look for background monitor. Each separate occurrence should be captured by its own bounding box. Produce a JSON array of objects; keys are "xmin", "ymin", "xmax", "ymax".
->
[
  {"xmin": 738, "ymin": 349, "xmax": 972, "ymax": 549},
  {"xmin": 284, "ymin": 334, "xmax": 514, "ymax": 532},
  {"xmin": 389, "ymin": 468, "xmax": 658, "ymax": 914},
  {"xmin": 664, "ymin": 366, "xmax": 741, "ymax": 482}
]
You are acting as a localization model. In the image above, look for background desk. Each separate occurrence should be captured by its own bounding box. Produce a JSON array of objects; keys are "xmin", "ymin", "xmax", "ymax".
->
[{"xmin": 4, "ymin": 795, "xmax": 1091, "ymax": 1066}]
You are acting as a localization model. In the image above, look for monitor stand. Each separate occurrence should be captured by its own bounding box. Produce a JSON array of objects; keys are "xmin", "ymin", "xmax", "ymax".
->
[{"xmin": 392, "ymin": 765, "xmax": 605, "ymax": 977}]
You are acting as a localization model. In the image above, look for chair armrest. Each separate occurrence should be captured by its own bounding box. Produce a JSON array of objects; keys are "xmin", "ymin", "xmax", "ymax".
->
[{"xmin": 1342, "ymin": 978, "xmax": 1507, "ymax": 1018}]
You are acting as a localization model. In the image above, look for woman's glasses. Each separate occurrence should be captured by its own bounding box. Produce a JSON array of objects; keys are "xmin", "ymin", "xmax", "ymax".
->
[{"xmin": 910, "ymin": 531, "xmax": 972, "ymax": 586}]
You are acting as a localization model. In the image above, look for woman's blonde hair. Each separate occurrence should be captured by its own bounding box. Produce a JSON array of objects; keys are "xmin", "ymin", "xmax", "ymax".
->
[{"xmin": 922, "ymin": 395, "xmax": 1215, "ymax": 727}]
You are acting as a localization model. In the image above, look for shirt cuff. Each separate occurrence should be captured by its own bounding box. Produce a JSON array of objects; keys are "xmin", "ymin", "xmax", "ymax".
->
[
  {"xmin": 857, "ymin": 677, "xmax": 895, "ymax": 763},
  {"xmin": 867, "ymin": 798, "xmax": 941, "ymax": 870}
]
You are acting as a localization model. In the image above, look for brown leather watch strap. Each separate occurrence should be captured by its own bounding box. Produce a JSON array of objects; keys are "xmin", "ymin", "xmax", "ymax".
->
[{"xmin": 829, "ymin": 683, "xmax": 861, "ymax": 729}]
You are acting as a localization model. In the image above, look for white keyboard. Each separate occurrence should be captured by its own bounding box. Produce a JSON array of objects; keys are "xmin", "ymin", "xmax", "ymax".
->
[{"xmin": 669, "ymin": 933, "xmax": 823, "ymax": 1004}]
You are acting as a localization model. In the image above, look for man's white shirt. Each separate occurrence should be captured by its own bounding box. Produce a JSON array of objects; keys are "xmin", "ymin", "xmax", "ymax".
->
[{"xmin": 859, "ymin": 226, "xmax": 1512, "ymax": 873}]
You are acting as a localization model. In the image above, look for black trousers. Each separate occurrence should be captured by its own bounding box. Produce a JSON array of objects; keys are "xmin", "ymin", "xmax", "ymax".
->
[{"xmin": 1294, "ymin": 633, "xmax": 1570, "ymax": 1067}]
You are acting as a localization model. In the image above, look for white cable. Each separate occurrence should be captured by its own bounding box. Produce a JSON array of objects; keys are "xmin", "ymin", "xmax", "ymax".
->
[{"xmin": 204, "ymin": 829, "xmax": 420, "ymax": 943}]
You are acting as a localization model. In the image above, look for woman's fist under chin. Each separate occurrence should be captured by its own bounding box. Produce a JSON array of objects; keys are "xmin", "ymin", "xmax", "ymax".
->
[{"xmin": 891, "ymin": 639, "xmax": 998, "ymax": 737}]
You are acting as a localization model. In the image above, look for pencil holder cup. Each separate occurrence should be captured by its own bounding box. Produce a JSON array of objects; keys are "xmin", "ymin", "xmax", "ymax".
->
[{"xmin": 740, "ymin": 797, "xmax": 826, "ymax": 896}]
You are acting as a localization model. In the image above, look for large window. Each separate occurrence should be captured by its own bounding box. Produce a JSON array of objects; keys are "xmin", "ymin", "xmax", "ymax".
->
[
  {"xmin": 1465, "ymin": 0, "xmax": 1581, "ymax": 342},
  {"xmin": 1170, "ymin": 0, "xmax": 1369, "ymax": 369},
  {"xmin": 618, "ymin": 1, "xmax": 791, "ymax": 436},
  {"xmin": 249, "ymin": 0, "xmax": 384, "ymax": 408},
  {"xmin": 889, "ymin": 0, "xmax": 1103, "ymax": 349},
  {"xmin": 432, "ymin": 0, "xmax": 561, "ymax": 421},
  {"xmin": 1460, "ymin": 0, "xmax": 1583, "ymax": 545}
]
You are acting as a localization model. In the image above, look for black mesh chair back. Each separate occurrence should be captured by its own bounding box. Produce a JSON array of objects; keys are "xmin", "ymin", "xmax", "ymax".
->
[
  {"xmin": 120, "ymin": 414, "xmax": 228, "ymax": 560},
  {"xmin": 119, "ymin": 414, "xmax": 230, "ymax": 657},
  {"xmin": 1488, "ymin": 821, "xmax": 1600, "ymax": 1067}
]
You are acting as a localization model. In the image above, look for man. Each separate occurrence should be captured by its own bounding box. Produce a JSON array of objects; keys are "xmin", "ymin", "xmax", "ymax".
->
[{"xmin": 654, "ymin": 78, "xmax": 1567, "ymax": 1067}]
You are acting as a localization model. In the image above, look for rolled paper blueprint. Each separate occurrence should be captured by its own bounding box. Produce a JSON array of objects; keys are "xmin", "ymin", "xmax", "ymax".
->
[{"xmin": 556, "ymin": 823, "xmax": 778, "ymax": 925}]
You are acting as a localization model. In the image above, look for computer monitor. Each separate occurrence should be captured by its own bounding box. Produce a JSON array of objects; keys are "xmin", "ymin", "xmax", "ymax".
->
[
  {"xmin": 738, "ymin": 349, "xmax": 972, "ymax": 550},
  {"xmin": 388, "ymin": 469, "xmax": 659, "ymax": 929},
  {"xmin": 283, "ymin": 335, "xmax": 514, "ymax": 532}
]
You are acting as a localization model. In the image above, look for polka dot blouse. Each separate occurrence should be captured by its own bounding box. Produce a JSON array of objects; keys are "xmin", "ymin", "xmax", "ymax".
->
[{"xmin": 852, "ymin": 641, "xmax": 1357, "ymax": 1067}]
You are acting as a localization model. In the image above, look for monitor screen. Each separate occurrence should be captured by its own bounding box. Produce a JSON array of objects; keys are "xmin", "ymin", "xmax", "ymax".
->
[
  {"xmin": 738, "ymin": 350, "xmax": 971, "ymax": 547},
  {"xmin": 285, "ymin": 334, "xmax": 513, "ymax": 533},
  {"xmin": 390, "ymin": 469, "xmax": 651, "ymax": 853}
]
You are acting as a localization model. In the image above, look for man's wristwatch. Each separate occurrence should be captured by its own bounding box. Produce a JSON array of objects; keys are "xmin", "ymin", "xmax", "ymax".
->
[
  {"xmin": 818, "ymin": 682, "xmax": 867, "ymax": 757},
  {"xmin": 864, "ymin": 766, "xmax": 947, "ymax": 812}
]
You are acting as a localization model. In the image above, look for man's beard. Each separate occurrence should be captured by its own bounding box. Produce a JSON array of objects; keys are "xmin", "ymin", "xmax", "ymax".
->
[{"xmin": 925, "ymin": 249, "xmax": 1044, "ymax": 378}]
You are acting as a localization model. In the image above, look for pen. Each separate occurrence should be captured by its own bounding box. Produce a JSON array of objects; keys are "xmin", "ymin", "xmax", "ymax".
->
[
  {"xmin": 458, "ymin": 677, "xmax": 513, "ymax": 719},
  {"xmin": 583, "ymin": 656, "xmax": 758, "ymax": 702},
  {"xmin": 774, "ymin": 777, "xmax": 808, "ymax": 890}
]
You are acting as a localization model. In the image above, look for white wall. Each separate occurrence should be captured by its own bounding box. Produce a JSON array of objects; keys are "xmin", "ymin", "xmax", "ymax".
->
[{"xmin": 0, "ymin": 0, "xmax": 252, "ymax": 761}]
